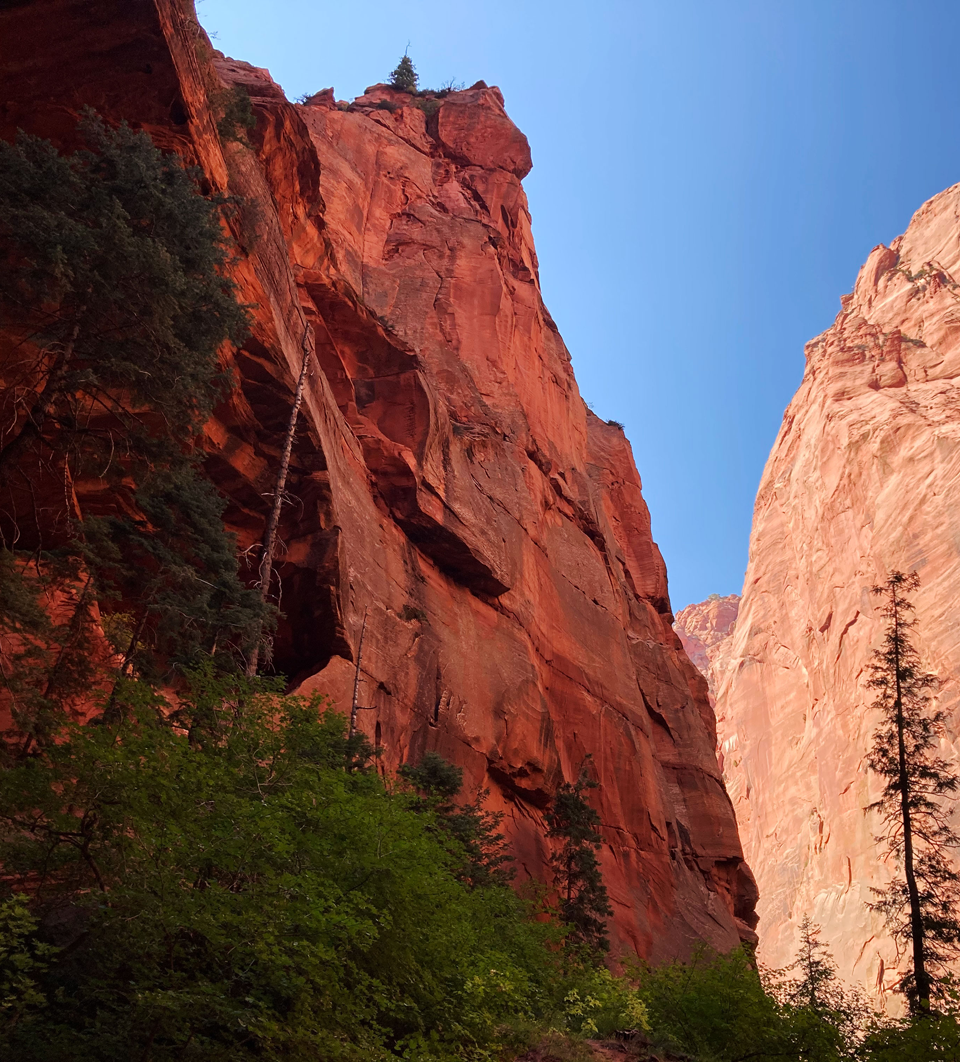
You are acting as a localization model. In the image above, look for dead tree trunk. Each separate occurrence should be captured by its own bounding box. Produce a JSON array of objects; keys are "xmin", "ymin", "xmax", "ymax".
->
[
  {"xmin": 349, "ymin": 608, "xmax": 368, "ymax": 737},
  {"xmin": 246, "ymin": 327, "xmax": 312, "ymax": 678}
]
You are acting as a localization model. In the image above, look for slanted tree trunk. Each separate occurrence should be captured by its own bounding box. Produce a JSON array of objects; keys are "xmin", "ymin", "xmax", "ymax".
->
[
  {"xmin": 349, "ymin": 608, "xmax": 368, "ymax": 737},
  {"xmin": 246, "ymin": 329, "xmax": 312, "ymax": 678}
]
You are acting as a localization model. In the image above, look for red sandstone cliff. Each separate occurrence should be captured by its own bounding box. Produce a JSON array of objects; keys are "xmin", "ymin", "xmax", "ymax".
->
[
  {"xmin": 0, "ymin": 0, "xmax": 756, "ymax": 960},
  {"xmin": 674, "ymin": 596, "xmax": 740, "ymax": 704},
  {"xmin": 716, "ymin": 185, "xmax": 960, "ymax": 1005}
]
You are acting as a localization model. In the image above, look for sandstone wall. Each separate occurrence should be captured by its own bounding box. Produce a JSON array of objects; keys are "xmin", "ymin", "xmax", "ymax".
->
[
  {"xmin": 0, "ymin": 0, "xmax": 756, "ymax": 960},
  {"xmin": 716, "ymin": 184, "xmax": 960, "ymax": 1003}
]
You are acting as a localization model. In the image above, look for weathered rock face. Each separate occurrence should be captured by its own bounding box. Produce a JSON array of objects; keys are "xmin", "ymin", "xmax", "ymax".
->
[
  {"xmin": 674, "ymin": 596, "xmax": 740, "ymax": 703},
  {"xmin": 0, "ymin": 0, "xmax": 756, "ymax": 959},
  {"xmin": 717, "ymin": 184, "xmax": 960, "ymax": 1004}
]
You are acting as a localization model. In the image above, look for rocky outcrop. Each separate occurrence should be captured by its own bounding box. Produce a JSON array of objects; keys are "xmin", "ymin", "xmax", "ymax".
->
[
  {"xmin": 0, "ymin": 0, "xmax": 756, "ymax": 960},
  {"xmin": 674, "ymin": 596, "xmax": 740, "ymax": 703},
  {"xmin": 717, "ymin": 184, "xmax": 960, "ymax": 1004}
]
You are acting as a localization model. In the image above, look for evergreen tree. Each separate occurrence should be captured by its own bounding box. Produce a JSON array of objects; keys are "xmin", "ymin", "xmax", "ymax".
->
[
  {"xmin": 866, "ymin": 571, "xmax": 960, "ymax": 1016},
  {"xmin": 389, "ymin": 52, "xmax": 419, "ymax": 92},
  {"xmin": 776, "ymin": 917, "xmax": 867, "ymax": 1058},
  {"xmin": 0, "ymin": 112, "xmax": 247, "ymax": 479},
  {"xmin": 0, "ymin": 115, "xmax": 263, "ymax": 737},
  {"xmin": 400, "ymin": 751, "xmax": 514, "ymax": 888},
  {"xmin": 545, "ymin": 762, "xmax": 613, "ymax": 955}
]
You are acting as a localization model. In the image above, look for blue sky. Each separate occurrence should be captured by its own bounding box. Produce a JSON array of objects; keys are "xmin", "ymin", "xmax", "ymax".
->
[{"xmin": 198, "ymin": 0, "xmax": 960, "ymax": 610}]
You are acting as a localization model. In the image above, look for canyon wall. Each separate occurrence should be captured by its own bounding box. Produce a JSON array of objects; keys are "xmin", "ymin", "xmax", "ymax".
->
[
  {"xmin": 0, "ymin": 0, "xmax": 756, "ymax": 960},
  {"xmin": 674, "ymin": 595, "xmax": 740, "ymax": 703},
  {"xmin": 714, "ymin": 185, "xmax": 960, "ymax": 1003}
]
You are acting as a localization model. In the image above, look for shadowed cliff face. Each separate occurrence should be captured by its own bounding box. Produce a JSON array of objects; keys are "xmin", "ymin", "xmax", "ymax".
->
[
  {"xmin": 0, "ymin": 0, "xmax": 756, "ymax": 960},
  {"xmin": 713, "ymin": 184, "xmax": 960, "ymax": 1007}
]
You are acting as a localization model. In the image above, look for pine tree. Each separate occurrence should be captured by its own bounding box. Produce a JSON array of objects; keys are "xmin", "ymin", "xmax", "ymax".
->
[
  {"xmin": 389, "ymin": 52, "xmax": 419, "ymax": 92},
  {"xmin": 545, "ymin": 762, "xmax": 613, "ymax": 955},
  {"xmin": 400, "ymin": 752, "xmax": 513, "ymax": 888},
  {"xmin": 788, "ymin": 918, "xmax": 841, "ymax": 1013},
  {"xmin": 866, "ymin": 570, "xmax": 960, "ymax": 1016},
  {"xmin": 0, "ymin": 115, "xmax": 263, "ymax": 736},
  {"xmin": 0, "ymin": 112, "xmax": 247, "ymax": 480}
]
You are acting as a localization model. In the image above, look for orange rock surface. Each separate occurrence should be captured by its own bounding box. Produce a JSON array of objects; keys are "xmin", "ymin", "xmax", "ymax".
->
[
  {"xmin": 0, "ymin": 0, "xmax": 756, "ymax": 959},
  {"xmin": 674, "ymin": 596, "xmax": 740, "ymax": 704},
  {"xmin": 716, "ymin": 183, "xmax": 960, "ymax": 1004}
]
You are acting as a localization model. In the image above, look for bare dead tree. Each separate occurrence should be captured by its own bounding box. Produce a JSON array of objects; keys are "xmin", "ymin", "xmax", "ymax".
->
[
  {"xmin": 349, "ymin": 607, "xmax": 368, "ymax": 737},
  {"xmin": 246, "ymin": 326, "xmax": 313, "ymax": 677}
]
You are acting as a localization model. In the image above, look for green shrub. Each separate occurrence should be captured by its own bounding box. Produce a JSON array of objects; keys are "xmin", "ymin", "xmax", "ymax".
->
[
  {"xmin": 0, "ymin": 672, "xmax": 597, "ymax": 1059},
  {"xmin": 216, "ymin": 84, "xmax": 256, "ymax": 143}
]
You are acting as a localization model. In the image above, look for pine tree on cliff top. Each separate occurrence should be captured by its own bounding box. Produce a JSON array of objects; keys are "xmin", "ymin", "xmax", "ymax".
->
[
  {"xmin": 546, "ymin": 760, "xmax": 613, "ymax": 956},
  {"xmin": 866, "ymin": 570, "xmax": 960, "ymax": 1017},
  {"xmin": 389, "ymin": 52, "xmax": 418, "ymax": 92}
]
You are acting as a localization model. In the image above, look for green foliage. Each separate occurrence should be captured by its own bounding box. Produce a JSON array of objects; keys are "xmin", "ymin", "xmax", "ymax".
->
[
  {"xmin": 866, "ymin": 571, "xmax": 960, "ymax": 1013},
  {"xmin": 545, "ymin": 762, "xmax": 613, "ymax": 956},
  {"xmin": 772, "ymin": 918, "xmax": 868, "ymax": 1055},
  {"xmin": 389, "ymin": 53, "xmax": 419, "ymax": 92},
  {"xmin": 638, "ymin": 945, "xmax": 791, "ymax": 1061},
  {"xmin": 215, "ymin": 84, "xmax": 256, "ymax": 143},
  {"xmin": 413, "ymin": 97, "xmax": 442, "ymax": 118},
  {"xmin": 0, "ymin": 117, "xmax": 265, "ymax": 728},
  {"xmin": 0, "ymin": 675, "xmax": 613, "ymax": 1060},
  {"xmin": 400, "ymin": 752, "xmax": 514, "ymax": 889},
  {"xmin": 637, "ymin": 943, "xmax": 871, "ymax": 1061},
  {"xmin": 0, "ymin": 896, "xmax": 56, "ymax": 1036},
  {"xmin": 861, "ymin": 1010, "xmax": 960, "ymax": 1060},
  {"xmin": 80, "ymin": 464, "xmax": 267, "ymax": 685},
  {"xmin": 0, "ymin": 112, "xmax": 247, "ymax": 466}
]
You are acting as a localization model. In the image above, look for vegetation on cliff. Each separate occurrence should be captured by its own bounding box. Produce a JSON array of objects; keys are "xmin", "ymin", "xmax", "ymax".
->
[
  {"xmin": 0, "ymin": 115, "xmax": 267, "ymax": 750},
  {"xmin": 0, "ymin": 673, "xmax": 652, "ymax": 1060}
]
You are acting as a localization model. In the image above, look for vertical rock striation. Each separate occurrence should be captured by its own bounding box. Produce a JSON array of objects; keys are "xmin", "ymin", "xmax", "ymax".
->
[
  {"xmin": 717, "ymin": 184, "xmax": 960, "ymax": 1004},
  {"xmin": 0, "ymin": 0, "xmax": 756, "ymax": 959}
]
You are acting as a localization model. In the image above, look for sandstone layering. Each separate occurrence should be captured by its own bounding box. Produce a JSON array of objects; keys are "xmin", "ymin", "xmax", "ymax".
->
[
  {"xmin": 711, "ymin": 183, "xmax": 960, "ymax": 1003},
  {"xmin": 0, "ymin": 0, "xmax": 757, "ymax": 959}
]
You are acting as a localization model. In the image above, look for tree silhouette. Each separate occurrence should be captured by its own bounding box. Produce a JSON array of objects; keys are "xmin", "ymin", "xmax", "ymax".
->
[
  {"xmin": 545, "ymin": 761, "xmax": 613, "ymax": 955},
  {"xmin": 866, "ymin": 570, "xmax": 960, "ymax": 1016}
]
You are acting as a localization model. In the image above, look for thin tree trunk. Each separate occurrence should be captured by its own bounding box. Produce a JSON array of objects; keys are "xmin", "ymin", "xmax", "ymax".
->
[
  {"xmin": 349, "ymin": 608, "xmax": 368, "ymax": 737},
  {"xmin": 103, "ymin": 608, "xmax": 149, "ymax": 723},
  {"xmin": 246, "ymin": 330, "xmax": 311, "ymax": 678},
  {"xmin": 0, "ymin": 319, "xmax": 82, "ymax": 476},
  {"xmin": 891, "ymin": 589, "xmax": 929, "ymax": 1014}
]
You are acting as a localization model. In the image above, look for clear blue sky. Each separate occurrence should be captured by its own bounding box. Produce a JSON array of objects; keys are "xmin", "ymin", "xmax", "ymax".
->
[{"xmin": 198, "ymin": 0, "xmax": 960, "ymax": 610}]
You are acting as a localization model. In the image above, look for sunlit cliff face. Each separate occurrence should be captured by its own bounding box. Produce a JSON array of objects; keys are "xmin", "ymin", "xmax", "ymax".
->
[
  {"xmin": 712, "ymin": 183, "xmax": 960, "ymax": 1009},
  {"xmin": 0, "ymin": 0, "xmax": 756, "ymax": 961}
]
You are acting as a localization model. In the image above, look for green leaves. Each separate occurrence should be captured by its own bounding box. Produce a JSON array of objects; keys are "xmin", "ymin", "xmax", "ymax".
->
[
  {"xmin": 0, "ymin": 678, "xmax": 562, "ymax": 1059},
  {"xmin": 545, "ymin": 763, "xmax": 613, "ymax": 956}
]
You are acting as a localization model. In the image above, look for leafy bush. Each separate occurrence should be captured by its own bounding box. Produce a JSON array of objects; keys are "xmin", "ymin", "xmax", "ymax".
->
[{"xmin": 0, "ymin": 671, "xmax": 652, "ymax": 1059}]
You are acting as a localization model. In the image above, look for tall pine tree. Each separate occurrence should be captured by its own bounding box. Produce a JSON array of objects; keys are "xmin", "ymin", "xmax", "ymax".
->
[
  {"xmin": 866, "ymin": 570, "xmax": 960, "ymax": 1016},
  {"xmin": 545, "ymin": 761, "xmax": 613, "ymax": 956}
]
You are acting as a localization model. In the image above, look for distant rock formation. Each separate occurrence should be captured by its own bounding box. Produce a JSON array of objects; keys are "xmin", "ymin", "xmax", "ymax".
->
[
  {"xmin": 674, "ymin": 595, "xmax": 740, "ymax": 703},
  {"xmin": 0, "ymin": 0, "xmax": 756, "ymax": 960}
]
